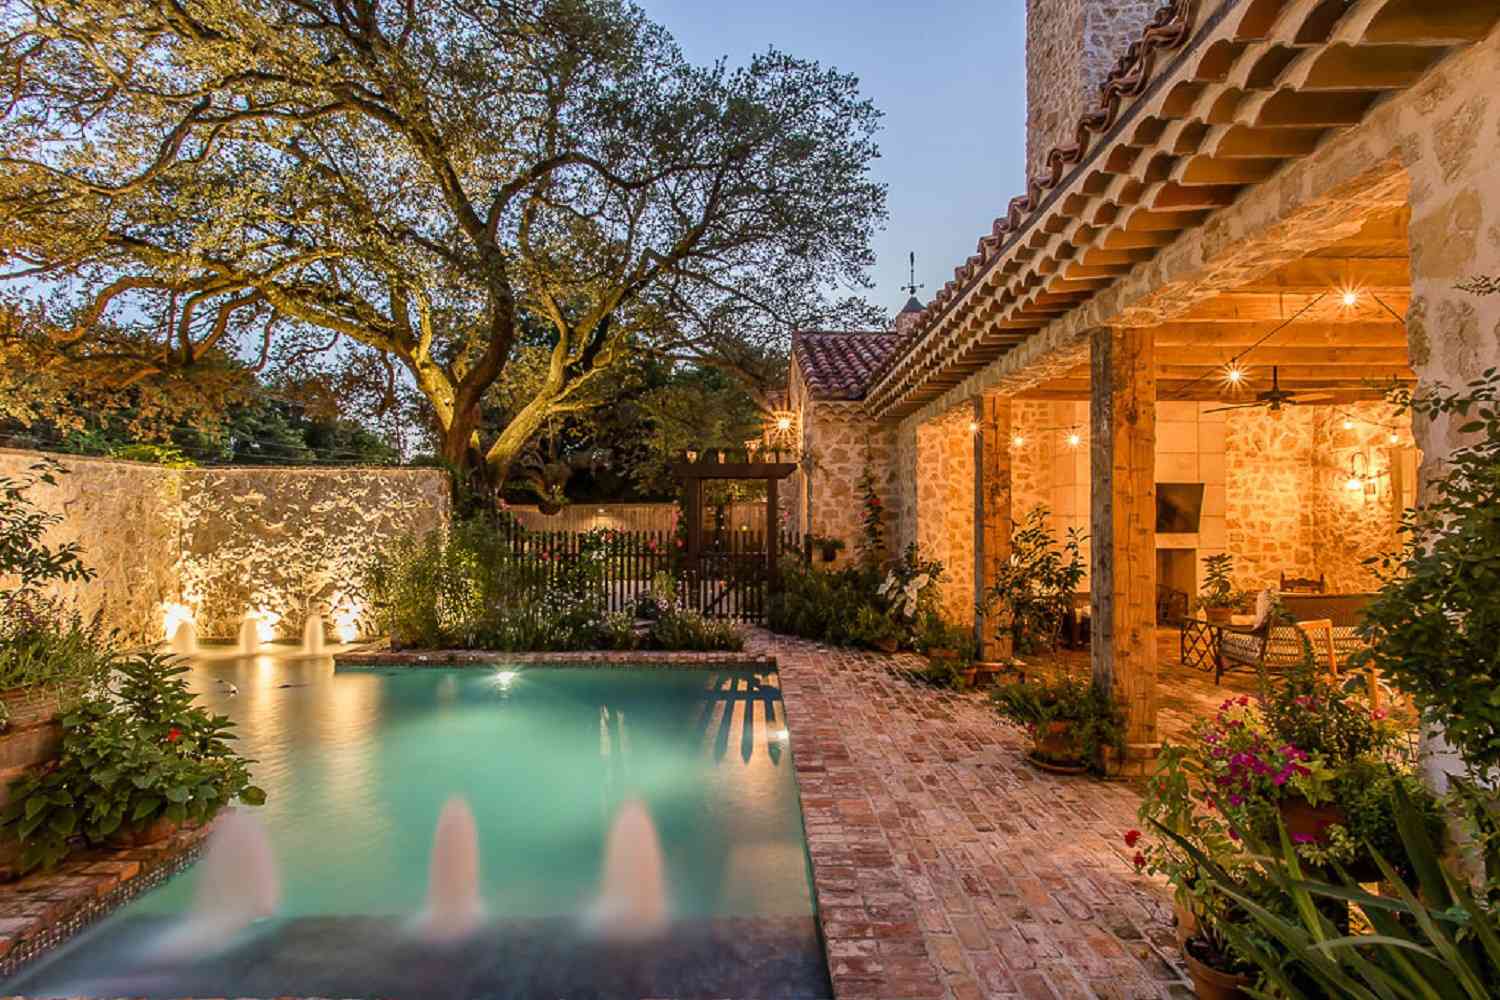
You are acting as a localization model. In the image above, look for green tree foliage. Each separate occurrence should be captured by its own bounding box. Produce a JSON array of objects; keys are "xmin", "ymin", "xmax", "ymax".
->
[
  {"xmin": 1357, "ymin": 282, "xmax": 1500, "ymax": 773},
  {"xmin": 0, "ymin": 0, "xmax": 886, "ymax": 492}
]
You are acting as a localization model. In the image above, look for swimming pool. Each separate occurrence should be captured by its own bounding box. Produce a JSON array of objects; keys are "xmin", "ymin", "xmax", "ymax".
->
[{"xmin": 5, "ymin": 655, "xmax": 829, "ymax": 998}]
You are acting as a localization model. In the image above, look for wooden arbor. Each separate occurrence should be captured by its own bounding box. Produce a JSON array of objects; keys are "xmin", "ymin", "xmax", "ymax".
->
[{"xmin": 671, "ymin": 456, "xmax": 799, "ymax": 614}]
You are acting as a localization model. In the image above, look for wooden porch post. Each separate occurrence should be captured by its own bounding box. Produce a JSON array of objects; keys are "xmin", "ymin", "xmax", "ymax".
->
[
  {"xmin": 975, "ymin": 394, "xmax": 1014, "ymax": 662},
  {"xmin": 1089, "ymin": 326, "xmax": 1159, "ymax": 766},
  {"xmin": 766, "ymin": 476, "xmax": 781, "ymax": 595}
]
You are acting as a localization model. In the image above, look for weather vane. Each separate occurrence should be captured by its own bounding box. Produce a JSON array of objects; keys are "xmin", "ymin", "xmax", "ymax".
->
[{"xmin": 901, "ymin": 251, "xmax": 924, "ymax": 298}]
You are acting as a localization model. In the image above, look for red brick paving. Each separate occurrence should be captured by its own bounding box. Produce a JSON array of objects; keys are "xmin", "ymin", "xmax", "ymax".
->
[{"xmin": 751, "ymin": 631, "xmax": 1193, "ymax": 1000}]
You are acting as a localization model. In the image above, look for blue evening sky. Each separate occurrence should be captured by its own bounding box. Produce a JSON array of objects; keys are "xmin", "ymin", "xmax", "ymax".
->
[{"xmin": 641, "ymin": 0, "xmax": 1030, "ymax": 318}]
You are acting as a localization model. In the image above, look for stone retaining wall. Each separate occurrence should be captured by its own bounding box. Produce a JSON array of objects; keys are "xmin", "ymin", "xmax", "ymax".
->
[{"xmin": 0, "ymin": 449, "xmax": 449, "ymax": 644}]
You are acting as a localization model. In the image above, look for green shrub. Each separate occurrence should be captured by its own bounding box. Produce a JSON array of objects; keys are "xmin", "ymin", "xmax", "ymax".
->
[
  {"xmin": 360, "ymin": 516, "xmax": 608, "ymax": 651},
  {"xmin": 0, "ymin": 460, "xmax": 116, "ymax": 722},
  {"xmin": 1358, "ymin": 365, "xmax": 1500, "ymax": 774},
  {"xmin": 1, "ymin": 653, "xmax": 265, "ymax": 872},
  {"xmin": 991, "ymin": 673, "xmax": 1124, "ymax": 769},
  {"xmin": 984, "ymin": 505, "xmax": 1085, "ymax": 653}
]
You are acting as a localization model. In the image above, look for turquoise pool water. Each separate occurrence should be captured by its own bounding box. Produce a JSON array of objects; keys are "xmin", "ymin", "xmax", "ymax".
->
[{"xmin": 5, "ymin": 654, "xmax": 828, "ymax": 998}]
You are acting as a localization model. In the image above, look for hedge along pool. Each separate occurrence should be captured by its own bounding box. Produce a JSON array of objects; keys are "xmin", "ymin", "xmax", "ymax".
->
[{"xmin": 5, "ymin": 656, "xmax": 830, "ymax": 999}]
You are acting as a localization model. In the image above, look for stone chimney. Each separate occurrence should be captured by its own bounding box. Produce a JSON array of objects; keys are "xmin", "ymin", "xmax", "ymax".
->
[
  {"xmin": 893, "ymin": 295, "xmax": 925, "ymax": 337},
  {"xmin": 1026, "ymin": 0, "xmax": 1160, "ymax": 180}
]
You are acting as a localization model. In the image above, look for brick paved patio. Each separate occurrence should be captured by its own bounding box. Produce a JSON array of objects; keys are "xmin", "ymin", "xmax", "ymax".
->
[{"xmin": 751, "ymin": 631, "xmax": 1194, "ymax": 1000}]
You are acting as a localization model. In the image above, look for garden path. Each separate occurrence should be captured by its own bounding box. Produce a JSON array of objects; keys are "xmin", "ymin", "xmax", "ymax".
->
[{"xmin": 755, "ymin": 631, "xmax": 1194, "ymax": 1000}]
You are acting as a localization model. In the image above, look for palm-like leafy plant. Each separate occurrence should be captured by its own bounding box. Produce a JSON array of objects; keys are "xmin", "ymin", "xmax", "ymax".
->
[{"xmin": 1162, "ymin": 784, "xmax": 1500, "ymax": 999}]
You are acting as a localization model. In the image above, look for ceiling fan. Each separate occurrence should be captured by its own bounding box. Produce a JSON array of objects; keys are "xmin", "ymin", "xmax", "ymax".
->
[{"xmin": 1205, "ymin": 367, "xmax": 1337, "ymax": 414}]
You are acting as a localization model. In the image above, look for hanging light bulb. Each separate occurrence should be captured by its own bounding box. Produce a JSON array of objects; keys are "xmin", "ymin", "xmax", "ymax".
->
[
  {"xmin": 1066, "ymin": 432, "xmax": 1082, "ymax": 449},
  {"xmin": 1342, "ymin": 417, "xmax": 1356, "ymax": 430},
  {"xmin": 1388, "ymin": 432, "xmax": 1400, "ymax": 445},
  {"xmin": 1341, "ymin": 287, "xmax": 1361, "ymax": 308},
  {"xmin": 1222, "ymin": 362, "xmax": 1249, "ymax": 390}
]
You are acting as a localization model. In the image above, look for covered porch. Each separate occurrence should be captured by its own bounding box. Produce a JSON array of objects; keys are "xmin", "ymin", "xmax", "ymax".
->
[{"xmin": 868, "ymin": 0, "xmax": 1500, "ymax": 766}]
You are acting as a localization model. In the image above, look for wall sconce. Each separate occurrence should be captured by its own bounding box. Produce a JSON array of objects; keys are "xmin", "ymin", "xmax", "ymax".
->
[{"xmin": 765, "ymin": 410, "xmax": 798, "ymax": 449}]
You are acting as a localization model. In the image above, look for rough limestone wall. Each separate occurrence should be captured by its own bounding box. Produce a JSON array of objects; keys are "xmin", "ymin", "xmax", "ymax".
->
[
  {"xmin": 1224, "ymin": 409, "xmax": 1319, "ymax": 591},
  {"xmin": 1310, "ymin": 402, "xmax": 1415, "ymax": 593},
  {"xmin": 1009, "ymin": 401, "xmax": 1056, "ymax": 523},
  {"xmin": 802, "ymin": 402, "xmax": 899, "ymax": 567},
  {"xmin": 915, "ymin": 407, "xmax": 976, "ymax": 624},
  {"xmin": 179, "ymin": 468, "xmax": 450, "ymax": 639},
  {"xmin": 895, "ymin": 419, "xmax": 920, "ymax": 557},
  {"xmin": 787, "ymin": 362, "xmax": 812, "ymax": 538},
  {"xmin": 0, "ymin": 450, "xmax": 182, "ymax": 646},
  {"xmin": 1399, "ymin": 32, "xmax": 1500, "ymax": 498},
  {"xmin": 1024, "ymin": 0, "xmax": 1158, "ymax": 178}
]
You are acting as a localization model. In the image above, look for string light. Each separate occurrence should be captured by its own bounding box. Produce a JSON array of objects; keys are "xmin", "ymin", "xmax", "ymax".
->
[
  {"xmin": 967, "ymin": 420, "xmax": 979, "ymax": 434},
  {"xmin": 1066, "ymin": 432, "xmax": 1082, "ymax": 449},
  {"xmin": 1223, "ymin": 362, "xmax": 1249, "ymax": 387},
  {"xmin": 1340, "ymin": 287, "xmax": 1362, "ymax": 309},
  {"xmin": 1012, "ymin": 435, "xmax": 1026, "ymax": 448},
  {"xmin": 1388, "ymin": 432, "xmax": 1400, "ymax": 445}
]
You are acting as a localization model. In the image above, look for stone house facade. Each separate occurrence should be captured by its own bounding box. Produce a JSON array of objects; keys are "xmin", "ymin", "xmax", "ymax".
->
[{"xmin": 786, "ymin": 0, "xmax": 1500, "ymax": 763}]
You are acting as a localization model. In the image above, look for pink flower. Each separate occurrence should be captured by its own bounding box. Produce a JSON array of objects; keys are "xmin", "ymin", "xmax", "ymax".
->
[
  {"xmin": 1132, "ymin": 852, "xmax": 1147, "ymax": 870},
  {"xmin": 1124, "ymin": 829, "xmax": 1142, "ymax": 848}
]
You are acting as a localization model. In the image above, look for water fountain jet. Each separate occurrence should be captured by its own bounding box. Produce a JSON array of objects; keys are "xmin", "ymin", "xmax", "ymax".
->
[
  {"xmin": 169, "ymin": 619, "xmax": 198, "ymax": 657},
  {"xmin": 237, "ymin": 615, "xmax": 261, "ymax": 655},
  {"xmin": 301, "ymin": 613, "xmax": 325, "ymax": 655},
  {"xmin": 150, "ymin": 809, "xmax": 280, "ymax": 961},
  {"xmin": 413, "ymin": 797, "xmax": 485, "ymax": 942},
  {"xmin": 588, "ymin": 798, "xmax": 668, "ymax": 941}
]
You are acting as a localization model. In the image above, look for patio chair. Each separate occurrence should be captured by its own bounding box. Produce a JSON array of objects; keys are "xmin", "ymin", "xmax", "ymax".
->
[
  {"xmin": 1215, "ymin": 593, "xmax": 1377, "ymax": 687},
  {"xmin": 1279, "ymin": 572, "xmax": 1327, "ymax": 593}
]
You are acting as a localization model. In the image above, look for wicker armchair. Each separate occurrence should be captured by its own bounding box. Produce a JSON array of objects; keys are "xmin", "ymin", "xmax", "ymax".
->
[{"xmin": 1214, "ymin": 593, "xmax": 1375, "ymax": 684}]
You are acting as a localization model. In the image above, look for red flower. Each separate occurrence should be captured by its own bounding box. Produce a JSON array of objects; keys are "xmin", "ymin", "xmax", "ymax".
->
[
  {"xmin": 166, "ymin": 727, "xmax": 182, "ymax": 744},
  {"xmin": 1123, "ymin": 829, "xmax": 1141, "ymax": 848},
  {"xmin": 1132, "ymin": 852, "xmax": 1146, "ymax": 870}
]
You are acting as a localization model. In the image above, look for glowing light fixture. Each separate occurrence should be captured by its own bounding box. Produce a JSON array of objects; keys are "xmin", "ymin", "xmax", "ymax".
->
[
  {"xmin": 495, "ymin": 670, "xmax": 517, "ymax": 689},
  {"xmin": 1223, "ymin": 362, "xmax": 1249, "ymax": 388},
  {"xmin": 331, "ymin": 599, "xmax": 362, "ymax": 643},
  {"xmin": 1343, "ymin": 418, "xmax": 1356, "ymax": 430},
  {"xmin": 1345, "ymin": 474, "xmax": 1364, "ymax": 491},
  {"xmin": 1341, "ymin": 288, "xmax": 1361, "ymax": 308},
  {"xmin": 1012, "ymin": 435, "xmax": 1026, "ymax": 448},
  {"xmin": 249, "ymin": 607, "xmax": 281, "ymax": 644},
  {"xmin": 1066, "ymin": 432, "xmax": 1082, "ymax": 449},
  {"xmin": 1388, "ymin": 432, "xmax": 1400, "ymax": 445},
  {"xmin": 775, "ymin": 416, "xmax": 792, "ymax": 432},
  {"xmin": 967, "ymin": 420, "xmax": 979, "ymax": 434},
  {"xmin": 162, "ymin": 602, "xmax": 194, "ymax": 642}
]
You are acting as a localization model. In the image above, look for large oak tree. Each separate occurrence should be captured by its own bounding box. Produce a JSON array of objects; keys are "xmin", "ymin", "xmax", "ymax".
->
[{"xmin": 0, "ymin": 0, "xmax": 884, "ymax": 489}]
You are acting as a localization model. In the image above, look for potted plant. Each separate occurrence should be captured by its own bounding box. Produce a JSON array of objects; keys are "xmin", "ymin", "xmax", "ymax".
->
[
  {"xmin": 991, "ymin": 673, "xmax": 1123, "ymax": 773},
  {"xmin": 983, "ymin": 506, "xmax": 1086, "ymax": 655},
  {"xmin": 1195, "ymin": 554, "xmax": 1241, "ymax": 625},
  {"xmin": 810, "ymin": 535, "xmax": 846, "ymax": 563},
  {"xmin": 0, "ymin": 653, "xmax": 266, "ymax": 872}
]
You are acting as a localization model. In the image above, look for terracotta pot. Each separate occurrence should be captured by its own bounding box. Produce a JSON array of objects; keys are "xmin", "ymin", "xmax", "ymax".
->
[
  {"xmin": 110, "ymin": 815, "xmax": 181, "ymax": 848},
  {"xmin": 0, "ymin": 683, "xmax": 83, "ymax": 732},
  {"xmin": 1204, "ymin": 607, "xmax": 1234, "ymax": 625},
  {"xmin": 1279, "ymin": 796, "xmax": 1346, "ymax": 843},
  {"xmin": 873, "ymin": 636, "xmax": 900, "ymax": 654},
  {"xmin": 928, "ymin": 648, "xmax": 959, "ymax": 662},
  {"xmin": 1183, "ymin": 941, "xmax": 1253, "ymax": 1000},
  {"xmin": 1033, "ymin": 720, "xmax": 1085, "ymax": 765}
]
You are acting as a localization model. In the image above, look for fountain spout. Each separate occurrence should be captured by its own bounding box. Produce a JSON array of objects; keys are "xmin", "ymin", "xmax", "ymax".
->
[
  {"xmin": 588, "ymin": 798, "xmax": 669, "ymax": 941},
  {"xmin": 169, "ymin": 619, "xmax": 198, "ymax": 657},
  {"xmin": 150, "ymin": 809, "xmax": 280, "ymax": 960},
  {"xmin": 237, "ymin": 615, "xmax": 261, "ymax": 655},
  {"xmin": 414, "ymin": 797, "xmax": 485, "ymax": 942},
  {"xmin": 301, "ymin": 613, "xmax": 325, "ymax": 655}
]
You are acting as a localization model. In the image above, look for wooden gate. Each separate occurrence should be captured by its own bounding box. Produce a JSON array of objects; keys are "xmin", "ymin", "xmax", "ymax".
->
[{"xmin": 675, "ymin": 457, "xmax": 799, "ymax": 624}]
